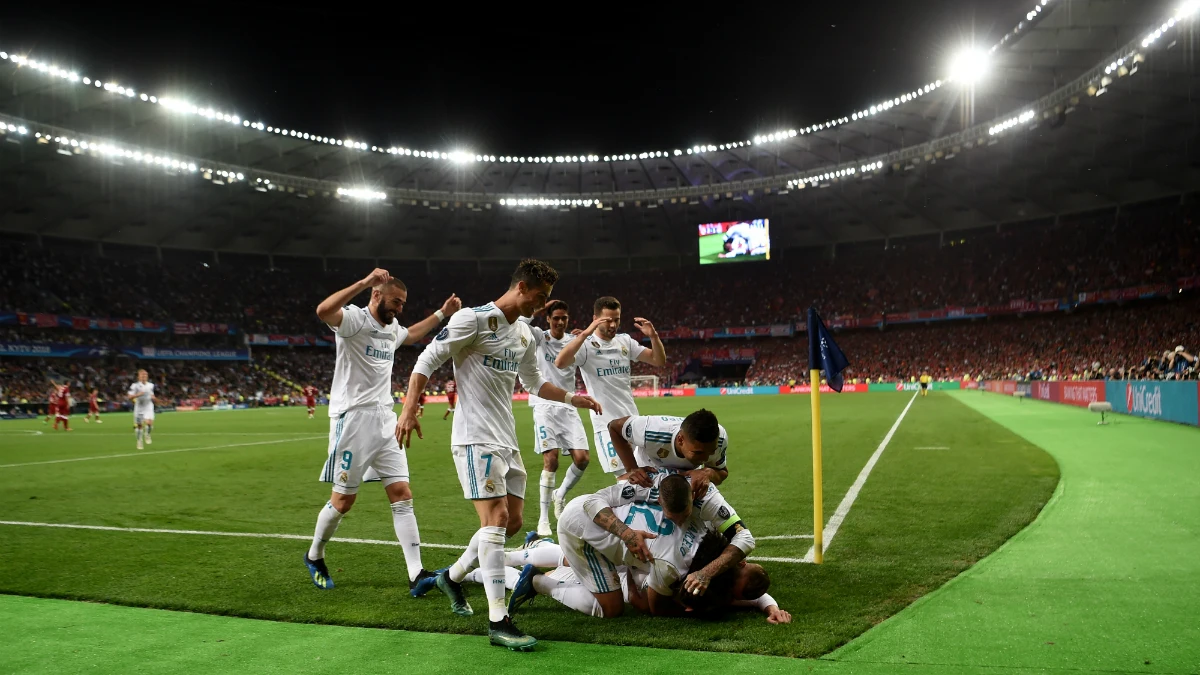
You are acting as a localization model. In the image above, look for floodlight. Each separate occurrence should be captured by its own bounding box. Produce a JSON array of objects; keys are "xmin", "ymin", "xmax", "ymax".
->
[{"xmin": 949, "ymin": 48, "xmax": 990, "ymax": 84}]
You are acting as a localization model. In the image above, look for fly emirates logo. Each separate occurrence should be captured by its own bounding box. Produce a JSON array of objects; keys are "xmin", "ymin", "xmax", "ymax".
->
[{"xmin": 1126, "ymin": 383, "xmax": 1163, "ymax": 417}]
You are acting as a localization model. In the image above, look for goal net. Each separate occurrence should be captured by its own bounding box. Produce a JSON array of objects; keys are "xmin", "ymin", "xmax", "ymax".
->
[{"xmin": 630, "ymin": 375, "xmax": 660, "ymax": 397}]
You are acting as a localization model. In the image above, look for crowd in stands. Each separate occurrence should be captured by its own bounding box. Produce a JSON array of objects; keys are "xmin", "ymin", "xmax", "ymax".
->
[{"xmin": 2, "ymin": 197, "xmax": 1198, "ymax": 406}]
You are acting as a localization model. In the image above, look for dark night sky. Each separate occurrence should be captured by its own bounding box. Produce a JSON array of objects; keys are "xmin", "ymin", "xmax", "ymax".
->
[{"xmin": 1, "ymin": 2, "xmax": 1024, "ymax": 155}]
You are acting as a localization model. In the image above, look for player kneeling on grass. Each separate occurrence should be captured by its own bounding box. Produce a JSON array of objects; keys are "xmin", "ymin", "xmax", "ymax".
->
[
  {"xmin": 509, "ymin": 469, "xmax": 756, "ymax": 616},
  {"xmin": 609, "ymin": 410, "xmax": 729, "ymax": 499}
]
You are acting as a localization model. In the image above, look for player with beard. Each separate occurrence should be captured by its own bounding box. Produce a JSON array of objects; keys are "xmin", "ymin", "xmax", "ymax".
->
[{"xmin": 304, "ymin": 268, "xmax": 461, "ymax": 598}]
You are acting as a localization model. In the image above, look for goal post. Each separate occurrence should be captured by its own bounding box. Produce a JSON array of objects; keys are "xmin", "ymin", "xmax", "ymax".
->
[{"xmin": 630, "ymin": 375, "xmax": 660, "ymax": 397}]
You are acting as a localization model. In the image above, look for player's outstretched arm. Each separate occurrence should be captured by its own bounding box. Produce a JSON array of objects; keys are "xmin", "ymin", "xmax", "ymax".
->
[
  {"xmin": 396, "ymin": 372, "xmax": 428, "ymax": 447},
  {"xmin": 607, "ymin": 417, "xmax": 651, "ymax": 487},
  {"xmin": 553, "ymin": 316, "xmax": 609, "ymax": 369},
  {"xmin": 403, "ymin": 294, "xmax": 460, "ymax": 345},
  {"xmin": 632, "ymin": 318, "xmax": 667, "ymax": 367},
  {"xmin": 535, "ymin": 382, "xmax": 602, "ymax": 416},
  {"xmin": 590, "ymin": 506, "xmax": 656, "ymax": 563},
  {"xmin": 317, "ymin": 268, "xmax": 391, "ymax": 328}
]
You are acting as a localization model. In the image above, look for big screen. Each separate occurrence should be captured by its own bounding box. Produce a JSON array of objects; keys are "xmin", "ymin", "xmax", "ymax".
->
[{"xmin": 697, "ymin": 219, "xmax": 770, "ymax": 265}]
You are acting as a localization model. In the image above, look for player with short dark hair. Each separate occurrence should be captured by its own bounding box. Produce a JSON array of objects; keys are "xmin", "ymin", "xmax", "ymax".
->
[
  {"xmin": 609, "ymin": 408, "xmax": 730, "ymax": 497},
  {"xmin": 86, "ymin": 388, "xmax": 102, "ymax": 424},
  {"xmin": 399, "ymin": 258, "xmax": 602, "ymax": 651}
]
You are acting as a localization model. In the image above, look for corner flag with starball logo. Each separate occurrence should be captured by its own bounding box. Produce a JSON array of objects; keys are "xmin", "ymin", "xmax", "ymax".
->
[
  {"xmin": 807, "ymin": 308, "xmax": 849, "ymax": 392},
  {"xmin": 805, "ymin": 307, "xmax": 849, "ymax": 565}
]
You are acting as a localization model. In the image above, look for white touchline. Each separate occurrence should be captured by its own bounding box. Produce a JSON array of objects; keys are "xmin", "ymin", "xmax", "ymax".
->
[
  {"xmin": 914, "ymin": 446, "xmax": 950, "ymax": 450},
  {"xmin": 0, "ymin": 436, "xmax": 326, "ymax": 468},
  {"xmin": 804, "ymin": 390, "xmax": 919, "ymax": 563},
  {"xmin": 0, "ymin": 521, "xmax": 467, "ymax": 551},
  {"xmin": 0, "ymin": 521, "xmax": 813, "ymax": 564},
  {"xmin": 756, "ymin": 535, "xmax": 814, "ymax": 540}
]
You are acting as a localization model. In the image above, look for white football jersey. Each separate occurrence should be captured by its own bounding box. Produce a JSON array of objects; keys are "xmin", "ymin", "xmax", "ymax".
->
[
  {"xmin": 725, "ymin": 222, "xmax": 769, "ymax": 253},
  {"xmin": 524, "ymin": 321, "xmax": 577, "ymax": 409},
  {"xmin": 570, "ymin": 333, "xmax": 648, "ymax": 430},
  {"xmin": 578, "ymin": 475, "xmax": 709, "ymax": 596},
  {"xmin": 326, "ymin": 304, "xmax": 410, "ymax": 418},
  {"xmin": 127, "ymin": 382, "xmax": 156, "ymax": 414},
  {"xmin": 413, "ymin": 303, "xmax": 545, "ymax": 451},
  {"xmin": 619, "ymin": 415, "xmax": 729, "ymax": 472}
]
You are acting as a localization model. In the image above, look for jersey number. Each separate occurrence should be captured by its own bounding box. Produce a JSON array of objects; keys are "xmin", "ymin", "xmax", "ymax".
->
[
  {"xmin": 481, "ymin": 453, "xmax": 493, "ymax": 477},
  {"xmin": 339, "ymin": 451, "xmax": 353, "ymax": 470},
  {"xmin": 624, "ymin": 503, "xmax": 674, "ymax": 535},
  {"xmin": 605, "ymin": 440, "xmax": 616, "ymax": 459}
]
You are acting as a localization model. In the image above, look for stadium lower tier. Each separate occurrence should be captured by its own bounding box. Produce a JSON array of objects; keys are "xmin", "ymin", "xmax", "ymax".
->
[{"xmin": 2, "ymin": 295, "xmax": 1195, "ymax": 411}]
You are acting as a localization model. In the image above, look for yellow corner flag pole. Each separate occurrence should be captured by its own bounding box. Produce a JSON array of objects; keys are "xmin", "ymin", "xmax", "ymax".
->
[{"xmin": 810, "ymin": 368, "xmax": 824, "ymax": 564}]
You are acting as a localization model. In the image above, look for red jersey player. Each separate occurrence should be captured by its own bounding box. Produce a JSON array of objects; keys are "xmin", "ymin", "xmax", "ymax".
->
[
  {"xmin": 45, "ymin": 384, "xmax": 58, "ymax": 424},
  {"xmin": 303, "ymin": 385, "xmax": 319, "ymax": 419},
  {"xmin": 53, "ymin": 384, "xmax": 71, "ymax": 431},
  {"xmin": 443, "ymin": 379, "xmax": 457, "ymax": 420},
  {"xmin": 86, "ymin": 388, "xmax": 102, "ymax": 424}
]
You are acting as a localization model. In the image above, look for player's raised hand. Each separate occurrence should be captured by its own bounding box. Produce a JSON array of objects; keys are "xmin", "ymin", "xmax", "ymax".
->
[
  {"xmin": 440, "ymin": 293, "xmax": 462, "ymax": 315},
  {"xmin": 620, "ymin": 529, "xmax": 657, "ymax": 563},
  {"xmin": 766, "ymin": 607, "xmax": 792, "ymax": 624},
  {"xmin": 584, "ymin": 316, "xmax": 613, "ymax": 335},
  {"xmin": 568, "ymin": 394, "xmax": 602, "ymax": 416},
  {"xmin": 683, "ymin": 571, "xmax": 712, "ymax": 597},
  {"xmin": 362, "ymin": 268, "xmax": 392, "ymax": 288},
  {"xmin": 570, "ymin": 328, "xmax": 584, "ymax": 336},
  {"xmin": 396, "ymin": 409, "xmax": 422, "ymax": 447},
  {"xmin": 632, "ymin": 317, "xmax": 657, "ymax": 337}
]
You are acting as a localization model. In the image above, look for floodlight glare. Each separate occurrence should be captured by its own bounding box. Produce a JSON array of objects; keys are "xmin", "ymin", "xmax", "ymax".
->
[{"xmin": 949, "ymin": 48, "xmax": 990, "ymax": 85}]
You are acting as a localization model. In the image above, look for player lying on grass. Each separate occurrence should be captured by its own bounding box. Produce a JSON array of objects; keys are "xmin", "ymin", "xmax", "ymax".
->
[
  {"xmin": 461, "ymin": 537, "xmax": 790, "ymax": 623},
  {"xmin": 609, "ymin": 410, "xmax": 729, "ymax": 500}
]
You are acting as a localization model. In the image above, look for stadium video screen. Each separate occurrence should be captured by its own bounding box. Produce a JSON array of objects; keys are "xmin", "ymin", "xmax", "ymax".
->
[{"xmin": 697, "ymin": 219, "xmax": 771, "ymax": 265}]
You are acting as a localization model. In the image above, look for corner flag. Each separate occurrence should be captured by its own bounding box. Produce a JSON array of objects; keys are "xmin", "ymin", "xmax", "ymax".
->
[
  {"xmin": 807, "ymin": 308, "xmax": 849, "ymax": 392},
  {"xmin": 805, "ymin": 308, "xmax": 849, "ymax": 564}
]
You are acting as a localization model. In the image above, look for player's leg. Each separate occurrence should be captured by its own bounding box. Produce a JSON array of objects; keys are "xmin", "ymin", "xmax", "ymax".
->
[
  {"xmin": 505, "ymin": 539, "xmax": 564, "ymax": 568},
  {"xmin": 144, "ymin": 415, "xmax": 154, "ymax": 444},
  {"xmin": 545, "ymin": 528, "xmax": 623, "ymax": 617},
  {"xmin": 534, "ymin": 410, "xmax": 559, "ymax": 537},
  {"xmin": 134, "ymin": 414, "xmax": 145, "ymax": 449},
  {"xmin": 305, "ymin": 413, "xmax": 359, "ymax": 589},
  {"xmin": 371, "ymin": 423, "xmax": 434, "ymax": 591}
]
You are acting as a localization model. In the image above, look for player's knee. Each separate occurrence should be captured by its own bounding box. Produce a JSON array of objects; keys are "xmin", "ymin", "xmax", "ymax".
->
[
  {"xmin": 329, "ymin": 492, "xmax": 356, "ymax": 513},
  {"xmin": 574, "ymin": 455, "xmax": 589, "ymax": 470},
  {"xmin": 505, "ymin": 513, "xmax": 523, "ymax": 538},
  {"xmin": 543, "ymin": 454, "xmax": 559, "ymax": 472},
  {"xmin": 385, "ymin": 481, "xmax": 412, "ymax": 502}
]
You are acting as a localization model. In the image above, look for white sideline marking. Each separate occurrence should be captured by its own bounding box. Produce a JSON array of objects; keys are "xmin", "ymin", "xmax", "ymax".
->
[
  {"xmin": 757, "ymin": 534, "xmax": 814, "ymax": 540},
  {"xmin": 0, "ymin": 436, "xmax": 326, "ymax": 468},
  {"xmin": 0, "ymin": 521, "xmax": 467, "ymax": 551},
  {"xmin": 914, "ymin": 446, "xmax": 950, "ymax": 450},
  {"xmin": 0, "ymin": 430, "xmax": 44, "ymax": 435},
  {"xmin": 0, "ymin": 521, "xmax": 814, "ymax": 564},
  {"xmin": 804, "ymin": 391, "xmax": 919, "ymax": 563},
  {"xmin": 748, "ymin": 556, "xmax": 806, "ymax": 563}
]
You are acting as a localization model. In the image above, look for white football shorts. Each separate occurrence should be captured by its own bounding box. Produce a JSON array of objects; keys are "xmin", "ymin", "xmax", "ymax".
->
[
  {"xmin": 533, "ymin": 405, "xmax": 590, "ymax": 455},
  {"xmin": 319, "ymin": 406, "xmax": 409, "ymax": 495},
  {"xmin": 452, "ymin": 443, "xmax": 527, "ymax": 500}
]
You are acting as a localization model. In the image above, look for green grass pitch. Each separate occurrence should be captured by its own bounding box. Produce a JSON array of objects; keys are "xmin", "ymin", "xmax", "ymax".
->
[
  {"xmin": 0, "ymin": 393, "xmax": 1057, "ymax": 657},
  {"xmin": 697, "ymin": 232, "xmax": 769, "ymax": 265}
]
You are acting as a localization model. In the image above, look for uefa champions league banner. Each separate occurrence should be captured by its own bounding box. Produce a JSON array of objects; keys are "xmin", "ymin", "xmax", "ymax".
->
[
  {"xmin": 121, "ymin": 347, "xmax": 251, "ymax": 361},
  {"xmin": 0, "ymin": 311, "xmax": 168, "ymax": 333},
  {"xmin": 246, "ymin": 333, "xmax": 333, "ymax": 347}
]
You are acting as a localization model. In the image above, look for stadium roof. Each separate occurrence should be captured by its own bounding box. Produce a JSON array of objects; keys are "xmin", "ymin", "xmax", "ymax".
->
[{"xmin": 1, "ymin": 0, "xmax": 1198, "ymax": 262}]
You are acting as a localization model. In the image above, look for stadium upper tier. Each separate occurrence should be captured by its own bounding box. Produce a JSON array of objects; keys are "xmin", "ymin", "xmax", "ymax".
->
[{"xmin": 1, "ymin": 1, "xmax": 1198, "ymax": 261}]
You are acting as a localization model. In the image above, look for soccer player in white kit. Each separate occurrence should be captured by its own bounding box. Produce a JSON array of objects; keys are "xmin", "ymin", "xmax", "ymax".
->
[
  {"xmin": 608, "ymin": 410, "xmax": 730, "ymax": 497},
  {"xmin": 397, "ymin": 259, "xmax": 602, "ymax": 651},
  {"xmin": 553, "ymin": 296, "xmax": 666, "ymax": 483},
  {"xmin": 520, "ymin": 300, "xmax": 591, "ymax": 537},
  {"xmin": 127, "ymin": 369, "xmax": 159, "ymax": 449},
  {"xmin": 718, "ymin": 221, "xmax": 770, "ymax": 259},
  {"xmin": 303, "ymin": 267, "xmax": 461, "ymax": 596}
]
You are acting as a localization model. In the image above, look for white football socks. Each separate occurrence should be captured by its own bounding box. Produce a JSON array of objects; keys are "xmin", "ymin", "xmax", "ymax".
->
[
  {"xmin": 308, "ymin": 501, "xmax": 345, "ymax": 560},
  {"xmin": 464, "ymin": 566, "xmax": 520, "ymax": 589},
  {"xmin": 535, "ymin": 570, "xmax": 602, "ymax": 617},
  {"xmin": 504, "ymin": 542, "xmax": 564, "ymax": 568},
  {"xmin": 538, "ymin": 470, "xmax": 555, "ymax": 529},
  {"xmin": 554, "ymin": 462, "xmax": 585, "ymax": 501},
  {"xmin": 478, "ymin": 526, "xmax": 508, "ymax": 622},
  {"xmin": 449, "ymin": 529, "xmax": 482, "ymax": 583},
  {"xmin": 389, "ymin": 499, "xmax": 424, "ymax": 582}
]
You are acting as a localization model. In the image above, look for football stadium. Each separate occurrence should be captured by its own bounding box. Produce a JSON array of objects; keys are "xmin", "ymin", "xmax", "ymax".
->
[{"xmin": 2, "ymin": 1, "xmax": 1200, "ymax": 672}]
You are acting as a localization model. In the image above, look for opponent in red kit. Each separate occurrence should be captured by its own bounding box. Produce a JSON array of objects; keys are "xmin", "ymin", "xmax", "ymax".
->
[
  {"xmin": 416, "ymin": 389, "xmax": 427, "ymax": 418},
  {"xmin": 53, "ymin": 384, "xmax": 72, "ymax": 431},
  {"xmin": 442, "ymin": 379, "xmax": 457, "ymax": 420},
  {"xmin": 303, "ymin": 385, "xmax": 319, "ymax": 419},
  {"xmin": 86, "ymin": 388, "xmax": 103, "ymax": 424},
  {"xmin": 44, "ymin": 384, "xmax": 59, "ymax": 424}
]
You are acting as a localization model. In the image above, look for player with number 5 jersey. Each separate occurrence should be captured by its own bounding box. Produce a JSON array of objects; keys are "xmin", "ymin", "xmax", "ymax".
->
[{"xmin": 554, "ymin": 296, "xmax": 667, "ymax": 476}]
